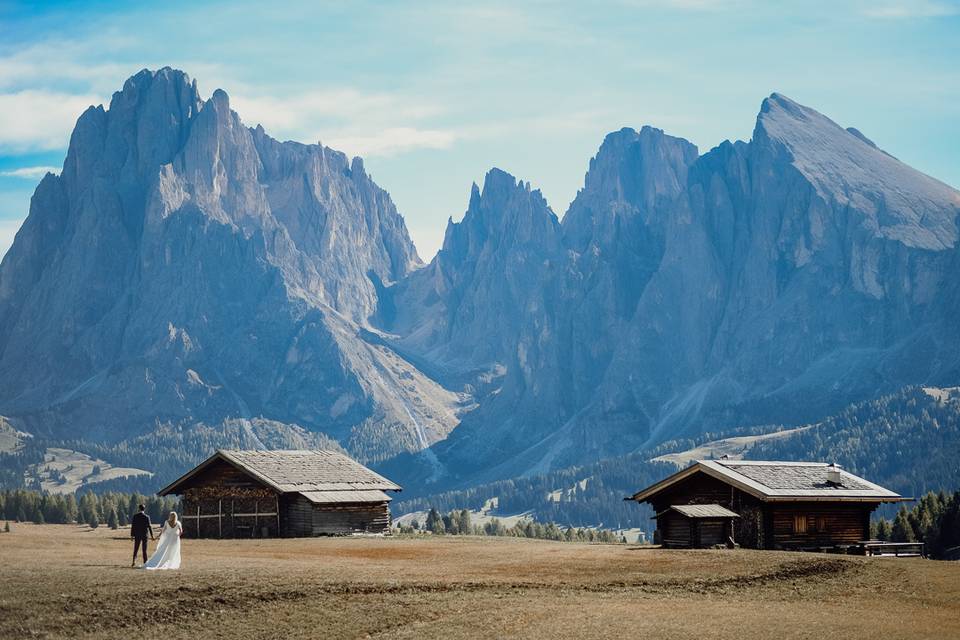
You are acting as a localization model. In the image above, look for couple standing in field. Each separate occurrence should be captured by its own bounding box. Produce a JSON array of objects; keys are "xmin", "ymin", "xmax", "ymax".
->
[{"xmin": 130, "ymin": 504, "xmax": 183, "ymax": 570}]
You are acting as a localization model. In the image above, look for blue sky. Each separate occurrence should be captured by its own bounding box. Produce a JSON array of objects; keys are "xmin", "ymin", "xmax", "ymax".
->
[{"xmin": 0, "ymin": 0, "xmax": 958, "ymax": 260}]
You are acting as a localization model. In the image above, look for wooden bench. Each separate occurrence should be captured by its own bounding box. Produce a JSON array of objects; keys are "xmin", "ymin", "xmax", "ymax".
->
[{"xmin": 855, "ymin": 541, "xmax": 925, "ymax": 558}]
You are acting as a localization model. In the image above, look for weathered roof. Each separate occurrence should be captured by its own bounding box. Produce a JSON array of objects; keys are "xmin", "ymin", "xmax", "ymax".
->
[
  {"xmin": 159, "ymin": 449, "xmax": 402, "ymax": 496},
  {"xmin": 661, "ymin": 504, "xmax": 740, "ymax": 519},
  {"xmin": 629, "ymin": 460, "xmax": 909, "ymax": 503},
  {"xmin": 300, "ymin": 490, "xmax": 393, "ymax": 504}
]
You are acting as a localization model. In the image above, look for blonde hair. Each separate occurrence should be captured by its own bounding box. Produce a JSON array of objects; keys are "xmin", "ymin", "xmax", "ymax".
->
[{"xmin": 167, "ymin": 511, "xmax": 178, "ymax": 526}]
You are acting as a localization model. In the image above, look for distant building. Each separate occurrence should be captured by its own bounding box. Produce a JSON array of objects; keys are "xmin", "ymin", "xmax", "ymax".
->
[
  {"xmin": 627, "ymin": 460, "xmax": 909, "ymax": 550},
  {"xmin": 159, "ymin": 449, "xmax": 401, "ymax": 538}
]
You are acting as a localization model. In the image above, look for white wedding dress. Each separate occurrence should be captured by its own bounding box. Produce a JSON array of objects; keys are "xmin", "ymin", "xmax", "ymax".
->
[{"xmin": 144, "ymin": 520, "xmax": 183, "ymax": 570}]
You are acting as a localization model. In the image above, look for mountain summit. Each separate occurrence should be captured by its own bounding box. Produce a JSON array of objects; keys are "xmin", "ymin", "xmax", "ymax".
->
[
  {"xmin": 1, "ymin": 71, "xmax": 958, "ymax": 491},
  {"xmin": 0, "ymin": 68, "xmax": 455, "ymax": 461}
]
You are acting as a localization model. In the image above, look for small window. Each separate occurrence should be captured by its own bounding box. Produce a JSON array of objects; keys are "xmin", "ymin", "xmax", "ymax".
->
[
  {"xmin": 816, "ymin": 516, "xmax": 827, "ymax": 533},
  {"xmin": 794, "ymin": 514, "xmax": 808, "ymax": 534}
]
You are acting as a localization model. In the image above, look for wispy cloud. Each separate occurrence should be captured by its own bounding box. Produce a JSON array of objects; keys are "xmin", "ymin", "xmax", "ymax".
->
[
  {"xmin": 0, "ymin": 90, "xmax": 101, "ymax": 152},
  {"xmin": 230, "ymin": 89, "xmax": 453, "ymax": 157},
  {"xmin": 325, "ymin": 127, "xmax": 457, "ymax": 157},
  {"xmin": 863, "ymin": 1, "xmax": 959, "ymax": 18},
  {"xmin": 0, "ymin": 166, "xmax": 60, "ymax": 179},
  {"xmin": 230, "ymin": 89, "xmax": 442, "ymax": 135}
]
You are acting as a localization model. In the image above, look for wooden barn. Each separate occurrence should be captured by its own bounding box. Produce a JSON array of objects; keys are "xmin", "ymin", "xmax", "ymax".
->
[
  {"xmin": 629, "ymin": 460, "xmax": 909, "ymax": 550},
  {"xmin": 158, "ymin": 449, "xmax": 401, "ymax": 538}
]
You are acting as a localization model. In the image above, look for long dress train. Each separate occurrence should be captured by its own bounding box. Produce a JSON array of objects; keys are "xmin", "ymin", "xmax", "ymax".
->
[{"xmin": 143, "ymin": 520, "xmax": 183, "ymax": 570}]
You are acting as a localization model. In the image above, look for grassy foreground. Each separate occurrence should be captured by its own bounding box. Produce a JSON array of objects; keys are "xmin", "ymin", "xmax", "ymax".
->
[{"xmin": 1, "ymin": 524, "xmax": 958, "ymax": 639}]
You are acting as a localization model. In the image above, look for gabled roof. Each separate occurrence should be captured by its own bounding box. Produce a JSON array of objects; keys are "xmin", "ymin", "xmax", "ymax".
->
[
  {"xmin": 159, "ymin": 449, "xmax": 402, "ymax": 496},
  {"xmin": 660, "ymin": 504, "xmax": 740, "ymax": 519},
  {"xmin": 628, "ymin": 460, "xmax": 909, "ymax": 503}
]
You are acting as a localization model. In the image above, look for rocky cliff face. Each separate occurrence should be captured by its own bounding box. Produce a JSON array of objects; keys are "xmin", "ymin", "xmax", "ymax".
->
[
  {"xmin": 0, "ymin": 68, "xmax": 459, "ymax": 462},
  {"xmin": 1, "ymin": 70, "xmax": 958, "ymax": 489},
  {"xmin": 383, "ymin": 93, "xmax": 960, "ymax": 489}
]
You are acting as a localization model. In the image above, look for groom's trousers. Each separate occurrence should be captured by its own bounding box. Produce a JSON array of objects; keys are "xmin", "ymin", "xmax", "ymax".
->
[{"xmin": 133, "ymin": 536, "xmax": 148, "ymax": 563}]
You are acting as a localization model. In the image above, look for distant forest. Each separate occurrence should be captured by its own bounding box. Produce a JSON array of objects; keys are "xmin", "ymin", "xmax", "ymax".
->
[
  {"xmin": 2, "ymin": 386, "xmax": 958, "ymax": 532},
  {"xmin": 396, "ymin": 386, "xmax": 960, "ymax": 527}
]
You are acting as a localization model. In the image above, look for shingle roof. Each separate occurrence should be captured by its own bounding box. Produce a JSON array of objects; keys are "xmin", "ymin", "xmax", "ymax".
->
[
  {"xmin": 663, "ymin": 504, "xmax": 740, "ymax": 519},
  {"xmin": 159, "ymin": 449, "xmax": 402, "ymax": 496},
  {"xmin": 629, "ymin": 459, "xmax": 908, "ymax": 503},
  {"xmin": 300, "ymin": 490, "xmax": 393, "ymax": 504}
]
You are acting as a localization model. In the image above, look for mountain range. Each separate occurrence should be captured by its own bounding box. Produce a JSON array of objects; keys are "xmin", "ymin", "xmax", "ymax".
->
[{"xmin": 1, "ymin": 68, "xmax": 958, "ymax": 495}]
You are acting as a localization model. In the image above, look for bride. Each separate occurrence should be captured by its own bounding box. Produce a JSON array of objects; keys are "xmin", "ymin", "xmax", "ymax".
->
[{"xmin": 143, "ymin": 511, "xmax": 183, "ymax": 570}]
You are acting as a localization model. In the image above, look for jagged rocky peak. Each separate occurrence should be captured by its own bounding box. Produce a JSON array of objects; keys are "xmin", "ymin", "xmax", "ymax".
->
[
  {"xmin": 0, "ymin": 67, "xmax": 436, "ymax": 457},
  {"xmin": 441, "ymin": 168, "xmax": 560, "ymax": 259},
  {"xmin": 582, "ymin": 126, "xmax": 698, "ymax": 201},
  {"xmin": 754, "ymin": 92, "xmax": 960, "ymax": 250},
  {"xmin": 62, "ymin": 68, "xmax": 202, "ymax": 190},
  {"xmin": 563, "ymin": 125, "xmax": 698, "ymax": 251}
]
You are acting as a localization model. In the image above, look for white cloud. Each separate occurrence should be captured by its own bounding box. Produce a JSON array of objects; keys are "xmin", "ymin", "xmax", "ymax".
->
[
  {"xmin": 230, "ymin": 89, "xmax": 442, "ymax": 134},
  {"xmin": 863, "ymin": 1, "xmax": 959, "ymax": 18},
  {"xmin": 0, "ymin": 218, "xmax": 25, "ymax": 261},
  {"xmin": 0, "ymin": 34, "xmax": 146, "ymax": 96},
  {"xmin": 325, "ymin": 127, "xmax": 458, "ymax": 158},
  {"xmin": 228, "ymin": 89, "xmax": 454, "ymax": 157},
  {"xmin": 0, "ymin": 90, "xmax": 101, "ymax": 152},
  {"xmin": 0, "ymin": 166, "xmax": 60, "ymax": 179}
]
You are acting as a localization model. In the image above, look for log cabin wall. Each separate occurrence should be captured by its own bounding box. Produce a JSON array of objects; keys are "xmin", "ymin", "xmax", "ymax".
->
[
  {"xmin": 281, "ymin": 495, "xmax": 392, "ymax": 536},
  {"xmin": 648, "ymin": 471, "xmax": 765, "ymax": 548},
  {"xmin": 312, "ymin": 502, "xmax": 391, "ymax": 535},
  {"xmin": 767, "ymin": 502, "xmax": 876, "ymax": 549},
  {"xmin": 281, "ymin": 494, "xmax": 314, "ymax": 537},
  {"xmin": 658, "ymin": 512, "xmax": 691, "ymax": 548}
]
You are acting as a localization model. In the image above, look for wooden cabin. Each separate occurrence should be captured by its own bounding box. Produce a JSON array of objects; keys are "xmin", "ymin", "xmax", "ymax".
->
[
  {"xmin": 629, "ymin": 460, "xmax": 909, "ymax": 550},
  {"xmin": 657, "ymin": 504, "xmax": 740, "ymax": 548},
  {"xmin": 158, "ymin": 449, "xmax": 401, "ymax": 538}
]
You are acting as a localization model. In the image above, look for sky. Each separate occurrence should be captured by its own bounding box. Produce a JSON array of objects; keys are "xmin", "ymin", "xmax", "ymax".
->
[{"xmin": 0, "ymin": 0, "xmax": 958, "ymax": 261}]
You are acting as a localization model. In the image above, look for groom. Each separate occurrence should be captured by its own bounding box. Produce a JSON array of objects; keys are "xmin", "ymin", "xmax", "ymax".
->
[{"xmin": 130, "ymin": 504, "xmax": 155, "ymax": 567}]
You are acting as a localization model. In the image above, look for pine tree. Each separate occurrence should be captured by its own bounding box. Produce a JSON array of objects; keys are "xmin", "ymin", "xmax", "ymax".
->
[
  {"xmin": 35, "ymin": 509, "xmax": 45, "ymax": 525},
  {"xmin": 892, "ymin": 507, "xmax": 915, "ymax": 542},
  {"xmin": 87, "ymin": 511, "xmax": 99, "ymax": 529},
  {"xmin": 108, "ymin": 508, "xmax": 119, "ymax": 530},
  {"xmin": 425, "ymin": 508, "xmax": 444, "ymax": 535},
  {"xmin": 458, "ymin": 509, "xmax": 471, "ymax": 535},
  {"xmin": 64, "ymin": 494, "xmax": 78, "ymax": 524},
  {"xmin": 3, "ymin": 521, "xmax": 9, "ymax": 533}
]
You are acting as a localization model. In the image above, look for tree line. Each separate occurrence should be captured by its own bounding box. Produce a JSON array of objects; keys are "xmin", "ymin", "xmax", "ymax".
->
[
  {"xmin": 0, "ymin": 489, "xmax": 179, "ymax": 530},
  {"xmin": 395, "ymin": 507, "xmax": 624, "ymax": 543},
  {"xmin": 397, "ymin": 386, "xmax": 960, "ymax": 529},
  {"xmin": 871, "ymin": 490, "xmax": 960, "ymax": 559}
]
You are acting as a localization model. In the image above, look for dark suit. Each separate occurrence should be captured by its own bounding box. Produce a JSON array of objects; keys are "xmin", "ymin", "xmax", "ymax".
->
[{"xmin": 130, "ymin": 512, "xmax": 153, "ymax": 563}]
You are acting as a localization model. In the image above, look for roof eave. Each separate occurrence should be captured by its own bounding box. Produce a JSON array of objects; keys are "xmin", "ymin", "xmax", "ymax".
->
[{"xmin": 157, "ymin": 449, "xmax": 285, "ymax": 496}]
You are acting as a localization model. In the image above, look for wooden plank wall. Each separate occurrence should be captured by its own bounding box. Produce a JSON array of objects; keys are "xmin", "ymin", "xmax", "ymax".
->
[
  {"xmin": 768, "ymin": 503, "xmax": 875, "ymax": 549},
  {"xmin": 649, "ymin": 471, "xmax": 765, "ymax": 548},
  {"xmin": 659, "ymin": 512, "xmax": 691, "ymax": 548},
  {"xmin": 280, "ymin": 495, "xmax": 392, "ymax": 536},
  {"xmin": 312, "ymin": 503, "xmax": 391, "ymax": 535},
  {"xmin": 696, "ymin": 521, "xmax": 726, "ymax": 547},
  {"xmin": 281, "ymin": 494, "xmax": 314, "ymax": 537}
]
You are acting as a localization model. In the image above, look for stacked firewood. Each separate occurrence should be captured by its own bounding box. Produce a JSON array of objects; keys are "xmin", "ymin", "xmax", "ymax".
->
[{"xmin": 183, "ymin": 485, "xmax": 274, "ymax": 500}]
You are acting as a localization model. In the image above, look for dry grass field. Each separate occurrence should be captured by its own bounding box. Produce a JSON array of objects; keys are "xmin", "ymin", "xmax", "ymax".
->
[{"xmin": 2, "ymin": 524, "xmax": 959, "ymax": 639}]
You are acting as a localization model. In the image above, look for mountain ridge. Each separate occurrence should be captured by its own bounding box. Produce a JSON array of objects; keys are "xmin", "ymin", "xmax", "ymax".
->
[{"xmin": 0, "ymin": 69, "xmax": 957, "ymax": 497}]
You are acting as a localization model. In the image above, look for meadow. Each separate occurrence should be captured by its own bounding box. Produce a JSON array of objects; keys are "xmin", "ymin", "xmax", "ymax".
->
[{"xmin": 2, "ymin": 524, "xmax": 959, "ymax": 639}]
